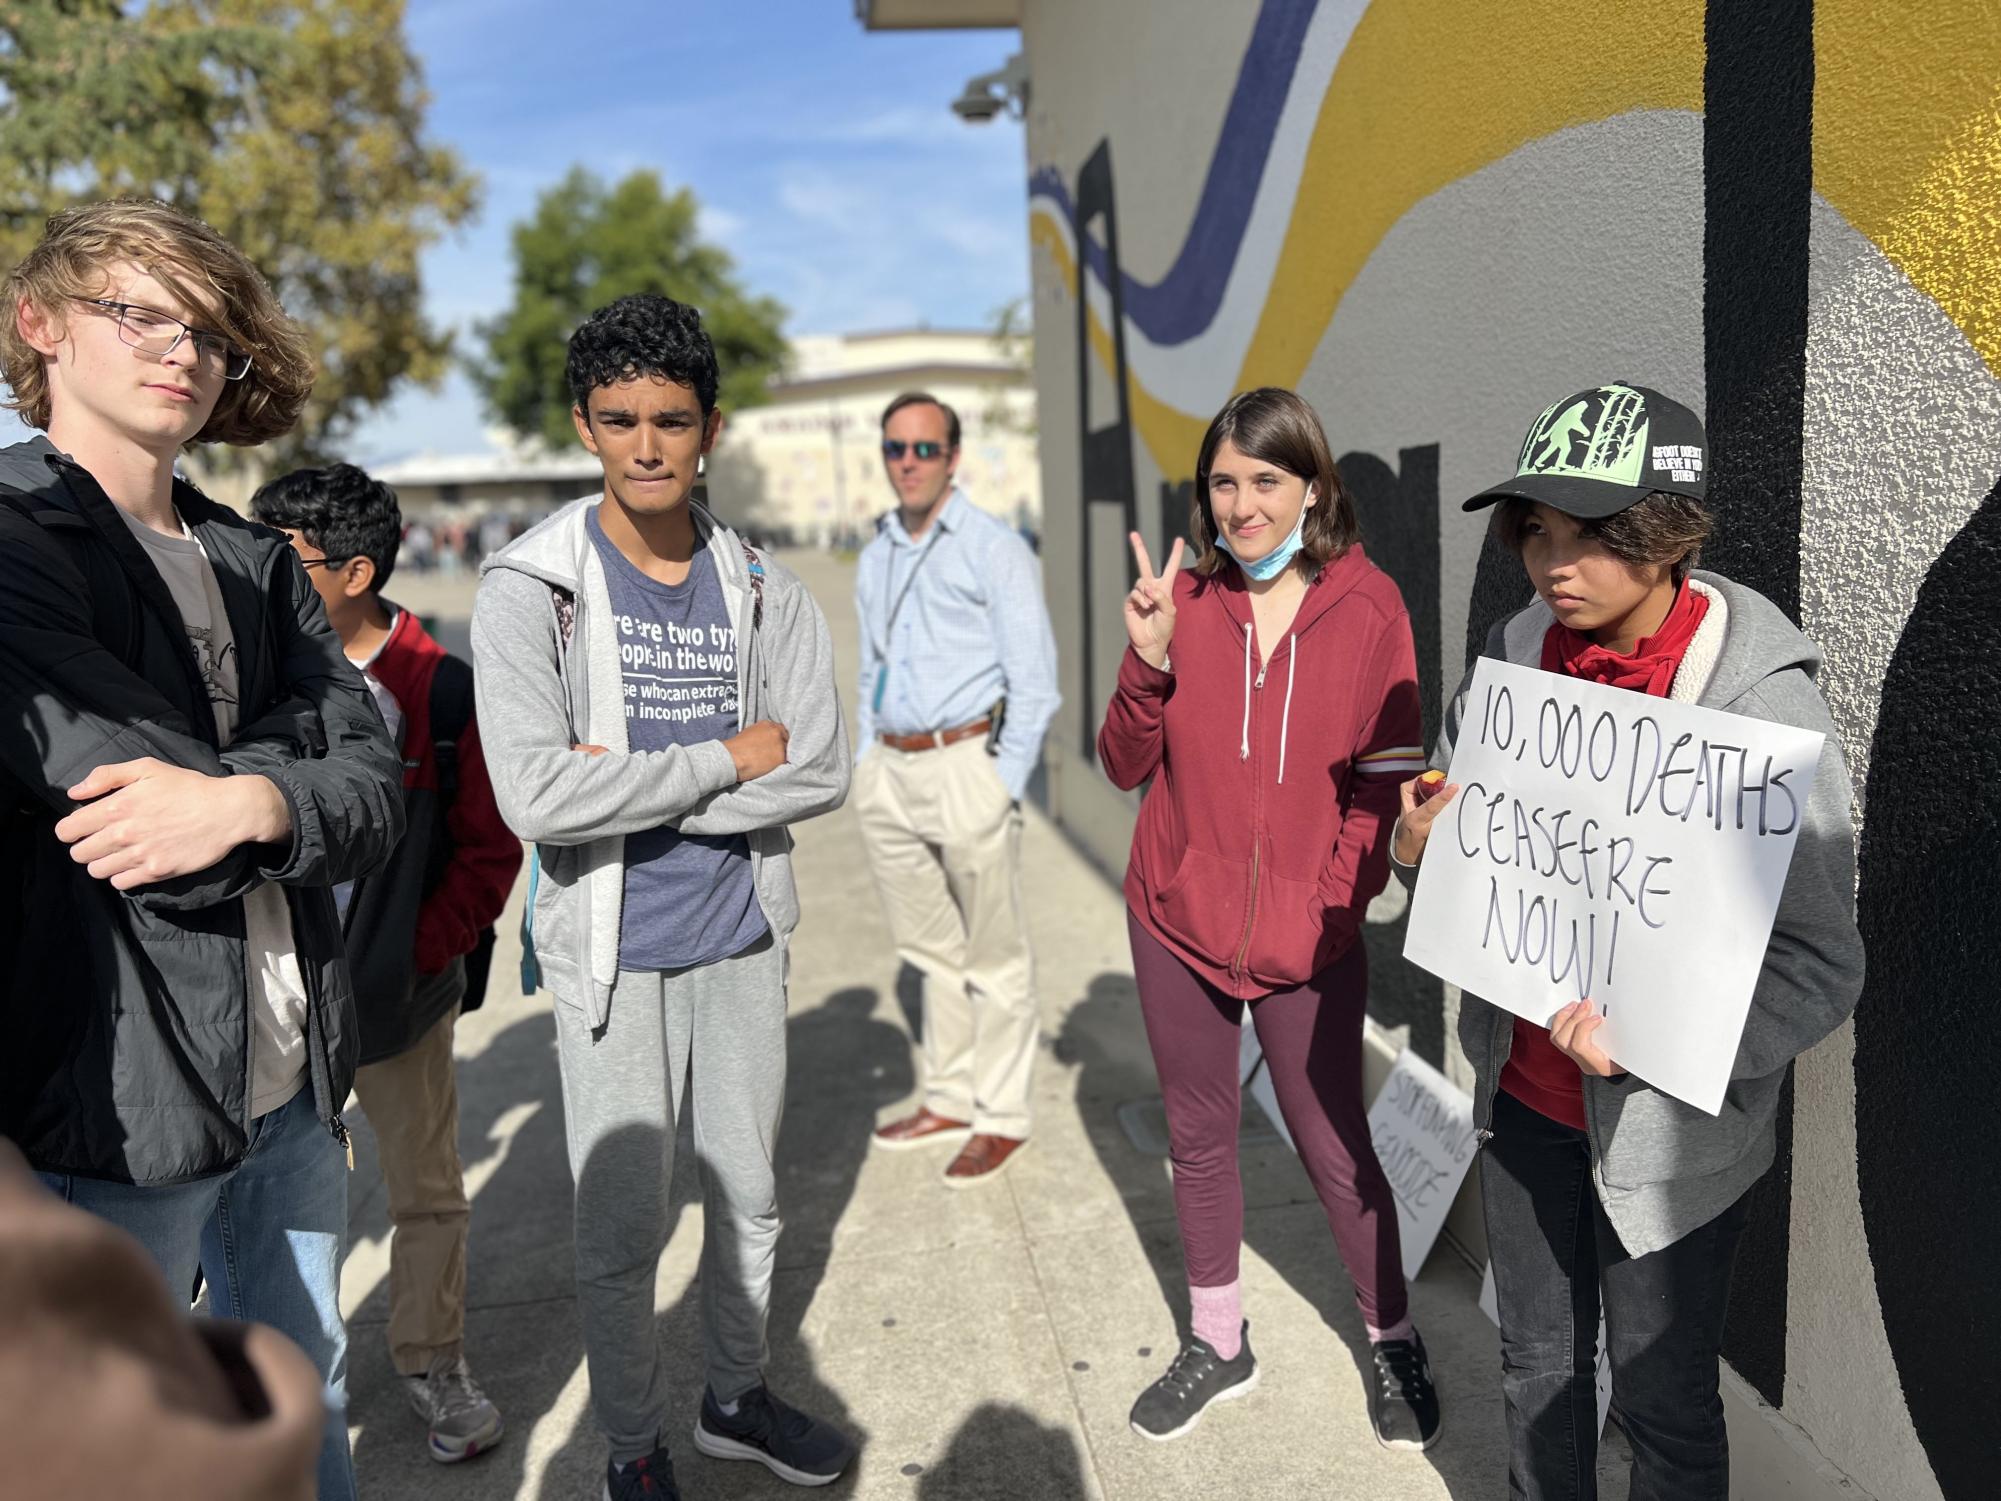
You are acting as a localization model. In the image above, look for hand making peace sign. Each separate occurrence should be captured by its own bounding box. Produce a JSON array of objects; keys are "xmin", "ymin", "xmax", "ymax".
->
[{"xmin": 1125, "ymin": 530, "xmax": 1185, "ymax": 670}]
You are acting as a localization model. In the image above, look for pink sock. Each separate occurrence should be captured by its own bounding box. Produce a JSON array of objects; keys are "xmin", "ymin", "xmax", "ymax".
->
[
  {"xmin": 1366, "ymin": 1314, "xmax": 1415, "ymax": 1344},
  {"xmin": 1189, "ymin": 1281, "xmax": 1243, "ymax": 1359}
]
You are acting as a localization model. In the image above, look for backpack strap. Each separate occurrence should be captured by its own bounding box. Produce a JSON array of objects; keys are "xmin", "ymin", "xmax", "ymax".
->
[
  {"xmin": 552, "ymin": 585, "xmax": 577, "ymax": 648},
  {"xmin": 427, "ymin": 653, "xmax": 476, "ymax": 803},
  {"xmin": 740, "ymin": 541, "xmax": 764, "ymax": 631},
  {"xmin": 422, "ymin": 653, "xmax": 476, "ymax": 895}
]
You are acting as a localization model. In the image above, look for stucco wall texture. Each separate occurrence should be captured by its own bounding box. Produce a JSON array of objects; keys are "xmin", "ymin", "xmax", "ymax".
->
[{"xmin": 1016, "ymin": 2, "xmax": 2000, "ymax": 1498}]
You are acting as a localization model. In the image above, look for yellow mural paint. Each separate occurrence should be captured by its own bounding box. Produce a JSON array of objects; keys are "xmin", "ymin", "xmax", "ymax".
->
[
  {"xmin": 1814, "ymin": 0, "xmax": 2001, "ymax": 376},
  {"xmin": 1237, "ymin": 0, "xmax": 1703, "ymax": 395},
  {"xmin": 1031, "ymin": 207, "xmax": 1211, "ymax": 476}
]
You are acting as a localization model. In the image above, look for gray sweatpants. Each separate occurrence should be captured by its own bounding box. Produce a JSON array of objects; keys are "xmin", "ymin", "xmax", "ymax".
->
[{"xmin": 551, "ymin": 934, "xmax": 788, "ymax": 1463}]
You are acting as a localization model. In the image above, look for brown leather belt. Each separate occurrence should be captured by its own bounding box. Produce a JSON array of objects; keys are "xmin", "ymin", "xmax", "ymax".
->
[{"xmin": 879, "ymin": 718, "xmax": 992, "ymax": 753}]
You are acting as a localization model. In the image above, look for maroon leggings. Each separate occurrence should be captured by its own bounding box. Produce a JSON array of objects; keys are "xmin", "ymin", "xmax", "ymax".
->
[{"xmin": 1128, "ymin": 910, "xmax": 1408, "ymax": 1329}]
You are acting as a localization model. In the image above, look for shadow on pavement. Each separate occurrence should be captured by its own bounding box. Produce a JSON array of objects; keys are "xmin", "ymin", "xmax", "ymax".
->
[
  {"xmin": 520, "ymin": 983, "xmax": 910, "ymax": 1499},
  {"xmin": 1056, "ymin": 967, "xmax": 1494, "ymax": 1498},
  {"xmin": 915, "ymin": 1401, "xmax": 1090, "ymax": 1501},
  {"xmin": 346, "ymin": 1000, "xmax": 581, "ymax": 1500},
  {"xmin": 345, "ymin": 978, "xmax": 912, "ymax": 1499}
]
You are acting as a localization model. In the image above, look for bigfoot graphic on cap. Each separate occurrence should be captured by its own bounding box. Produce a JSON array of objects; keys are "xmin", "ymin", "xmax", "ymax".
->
[{"xmin": 1464, "ymin": 382, "xmax": 1709, "ymax": 519}]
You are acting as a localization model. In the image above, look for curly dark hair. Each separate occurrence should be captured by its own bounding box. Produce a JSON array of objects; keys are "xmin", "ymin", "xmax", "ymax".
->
[
  {"xmin": 251, "ymin": 462, "xmax": 403, "ymax": 592},
  {"xmin": 565, "ymin": 293, "xmax": 720, "ymax": 419},
  {"xmin": 1491, "ymin": 491, "xmax": 1712, "ymax": 585}
]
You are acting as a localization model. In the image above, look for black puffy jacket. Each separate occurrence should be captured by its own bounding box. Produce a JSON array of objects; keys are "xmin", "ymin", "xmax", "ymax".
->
[{"xmin": 0, "ymin": 438, "xmax": 405, "ymax": 1184}]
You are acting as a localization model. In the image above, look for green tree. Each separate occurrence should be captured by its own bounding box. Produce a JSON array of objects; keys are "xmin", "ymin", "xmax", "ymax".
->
[
  {"xmin": 472, "ymin": 167, "xmax": 788, "ymax": 449},
  {"xmin": 0, "ymin": 0, "xmax": 478, "ymax": 463}
]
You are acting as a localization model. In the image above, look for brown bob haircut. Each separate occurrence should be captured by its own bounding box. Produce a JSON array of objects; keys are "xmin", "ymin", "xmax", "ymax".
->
[
  {"xmin": 2, "ymin": 199, "xmax": 314, "ymax": 447},
  {"xmin": 1190, "ymin": 387, "xmax": 1360, "ymax": 579},
  {"xmin": 1491, "ymin": 491, "xmax": 1712, "ymax": 585}
]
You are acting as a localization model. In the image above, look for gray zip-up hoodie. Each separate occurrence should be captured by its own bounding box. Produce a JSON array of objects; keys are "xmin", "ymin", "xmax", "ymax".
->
[
  {"xmin": 1402, "ymin": 572, "xmax": 1864, "ymax": 1256},
  {"xmin": 469, "ymin": 497, "xmax": 851, "ymax": 1028}
]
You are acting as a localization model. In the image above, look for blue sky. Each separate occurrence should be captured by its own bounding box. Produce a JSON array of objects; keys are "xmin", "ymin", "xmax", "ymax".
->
[{"xmin": 353, "ymin": 2, "xmax": 1031, "ymax": 460}]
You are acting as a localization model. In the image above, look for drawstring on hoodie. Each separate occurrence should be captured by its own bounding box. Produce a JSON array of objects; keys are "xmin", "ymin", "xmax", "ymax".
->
[
  {"xmin": 1239, "ymin": 623, "xmax": 1253, "ymax": 761},
  {"xmin": 1239, "ymin": 623, "xmax": 1299, "ymax": 784},
  {"xmin": 1278, "ymin": 636, "xmax": 1296, "ymax": 785}
]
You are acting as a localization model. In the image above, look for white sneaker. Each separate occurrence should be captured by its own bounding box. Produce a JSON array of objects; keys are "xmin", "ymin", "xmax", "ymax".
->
[{"xmin": 404, "ymin": 1352, "xmax": 505, "ymax": 1463}]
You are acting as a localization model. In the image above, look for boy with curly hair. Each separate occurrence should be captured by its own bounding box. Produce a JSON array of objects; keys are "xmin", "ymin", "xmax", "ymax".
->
[{"xmin": 471, "ymin": 293, "xmax": 854, "ymax": 1499}]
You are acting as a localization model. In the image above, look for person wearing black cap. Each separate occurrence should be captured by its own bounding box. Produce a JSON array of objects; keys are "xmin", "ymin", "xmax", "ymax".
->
[{"xmin": 1389, "ymin": 384, "xmax": 1865, "ymax": 1499}]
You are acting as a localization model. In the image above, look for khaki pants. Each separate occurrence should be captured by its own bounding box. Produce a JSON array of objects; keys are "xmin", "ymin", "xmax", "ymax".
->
[
  {"xmin": 351, "ymin": 1003, "xmax": 469, "ymax": 1375},
  {"xmin": 856, "ymin": 736, "xmax": 1036, "ymax": 1139}
]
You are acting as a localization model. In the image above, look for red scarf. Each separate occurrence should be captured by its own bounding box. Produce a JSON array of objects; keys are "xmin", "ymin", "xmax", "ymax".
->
[{"xmin": 1540, "ymin": 583, "xmax": 1709, "ymax": 696}]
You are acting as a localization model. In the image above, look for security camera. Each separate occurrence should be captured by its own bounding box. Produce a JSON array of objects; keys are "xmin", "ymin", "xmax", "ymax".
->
[
  {"xmin": 951, "ymin": 86, "xmax": 1006, "ymax": 122},
  {"xmin": 950, "ymin": 53, "xmax": 1028, "ymax": 124}
]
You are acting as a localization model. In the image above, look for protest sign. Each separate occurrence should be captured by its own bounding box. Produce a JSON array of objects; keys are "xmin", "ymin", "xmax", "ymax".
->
[
  {"xmin": 1366, "ymin": 1049, "xmax": 1478, "ymax": 1279},
  {"xmin": 1404, "ymin": 657, "xmax": 1822, "ymax": 1113}
]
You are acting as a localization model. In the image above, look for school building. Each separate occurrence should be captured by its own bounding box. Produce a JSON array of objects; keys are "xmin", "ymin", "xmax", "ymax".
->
[
  {"xmin": 363, "ymin": 328, "xmax": 1039, "ymax": 550},
  {"xmin": 706, "ymin": 327, "xmax": 1041, "ymax": 548},
  {"xmin": 864, "ymin": 3, "xmax": 2000, "ymax": 1499}
]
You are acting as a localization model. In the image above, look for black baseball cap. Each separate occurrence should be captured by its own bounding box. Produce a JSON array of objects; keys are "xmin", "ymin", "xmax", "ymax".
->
[{"xmin": 1464, "ymin": 382, "xmax": 1709, "ymax": 519}]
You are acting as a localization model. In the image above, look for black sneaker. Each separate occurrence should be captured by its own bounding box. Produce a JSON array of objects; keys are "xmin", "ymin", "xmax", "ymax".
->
[
  {"xmin": 692, "ymin": 1384, "xmax": 854, "ymax": 1487},
  {"xmin": 1370, "ymin": 1332, "xmax": 1442, "ymax": 1451},
  {"xmin": 1128, "ymin": 1323, "xmax": 1260, "ymax": 1441},
  {"xmin": 604, "ymin": 1443, "xmax": 680, "ymax": 1501}
]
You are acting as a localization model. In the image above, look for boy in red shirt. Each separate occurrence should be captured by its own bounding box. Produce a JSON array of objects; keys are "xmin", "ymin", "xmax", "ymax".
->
[{"xmin": 255, "ymin": 464, "xmax": 521, "ymax": 1465}]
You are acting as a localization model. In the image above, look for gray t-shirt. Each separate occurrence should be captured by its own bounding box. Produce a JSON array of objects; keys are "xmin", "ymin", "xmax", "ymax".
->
[
  {"xmin": 586, "ymin": 507, "xmax": 767, "ymax": 971},
  {"xmin": 118, "ymin": 507, "xmax": 308, "ymax": 1118}
]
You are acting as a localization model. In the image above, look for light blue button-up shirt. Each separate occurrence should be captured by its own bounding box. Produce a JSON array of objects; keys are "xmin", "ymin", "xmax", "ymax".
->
[{"xmin": 854, "ymin": 489, "xmax": 1061, "ymax": 801}]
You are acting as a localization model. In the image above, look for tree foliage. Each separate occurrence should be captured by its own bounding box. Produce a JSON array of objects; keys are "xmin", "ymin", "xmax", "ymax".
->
[
  {"xmin": 0, "ymin": 0, "xmax": 478, "ymax": 462},
  {"xmin": 471, "ymin": 167, "xmax": 788, "ymax": 450}
]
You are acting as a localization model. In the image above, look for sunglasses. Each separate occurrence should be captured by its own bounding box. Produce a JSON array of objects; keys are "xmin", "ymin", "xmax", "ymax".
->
[{"xmin": 881, "ymin": 440, "xmax": 950, "ymax": 462}]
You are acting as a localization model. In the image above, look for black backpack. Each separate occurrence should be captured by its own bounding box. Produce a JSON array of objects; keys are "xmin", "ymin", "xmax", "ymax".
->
[{"xmin": 422, "ymin": 651, "xmax": 498, "ymax": 1013}]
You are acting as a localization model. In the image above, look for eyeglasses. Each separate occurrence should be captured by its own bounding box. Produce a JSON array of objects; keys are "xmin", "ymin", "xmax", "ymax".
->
[
  {"xmin": 298, "ymin": 556, "xmax": 353, "ymax": 570},
  {"xmin": 78, "ymin": 299, "xmax": 253, "ymax": 381},
  {"xmin": 882, "ymin": 440, "xmax": 950, "ymax": 462}
]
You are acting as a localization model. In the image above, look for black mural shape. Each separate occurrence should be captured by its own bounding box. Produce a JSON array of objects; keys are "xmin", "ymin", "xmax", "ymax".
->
[
  {"xmin": 1073, "ymin": 139, "xmax": 1139, "ymax": 763},
  {"xmin": 1700, "ymin": 0, "xmax": 1816, "ymax": 1410},
  {"xmin": 1465, "ymin": 529, "xmax": 1534, "ymax": 672},
  {"xmin": 1159, "ymin": 477, "xmax": 1193, "ymax": 565},
  {"xmin": 1342, "ymin": 446, "xmax": 1447, "ymax": 1065},
  {"xmin": 1702, "ymin": 0, "xmax": 1814, "ymax": 626},
  {"xmin": 1341, "ymin": 446, "xmax": 1442, "ymax": 749},
  {"xmin": 1854, "ymin": 479, "xmax": 2001, "ymax": 1501}
]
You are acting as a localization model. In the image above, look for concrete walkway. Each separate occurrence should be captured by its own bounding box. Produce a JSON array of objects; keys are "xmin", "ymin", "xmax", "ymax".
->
[{"xmin": 343, "ymin": 551, "xmax": 1626, "ymax": 1500}]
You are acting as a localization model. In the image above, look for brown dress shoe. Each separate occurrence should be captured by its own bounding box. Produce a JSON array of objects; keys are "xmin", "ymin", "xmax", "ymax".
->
[
  {"xmin": 942, "ymin": 1133, "xmax": 1028, "ymax": 1188},
  {"xmin": 872, "ymin": 1106, "xmax": 973, "ymax": 1152}
]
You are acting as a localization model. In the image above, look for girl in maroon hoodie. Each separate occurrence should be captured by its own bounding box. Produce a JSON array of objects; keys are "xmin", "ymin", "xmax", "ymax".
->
[{"xmin": 1100, "ymin": 388, "xmax": 1439, "ymax": 1450}]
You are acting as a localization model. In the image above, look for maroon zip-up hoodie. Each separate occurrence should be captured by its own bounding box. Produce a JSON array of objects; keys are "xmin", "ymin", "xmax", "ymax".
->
[{"xmin": 1098, "ymin": 543, "xmax": 1424, "ymax": 999}]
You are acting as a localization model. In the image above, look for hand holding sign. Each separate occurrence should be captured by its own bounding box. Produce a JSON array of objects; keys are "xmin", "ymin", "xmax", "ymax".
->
[
  {"xmin": 1549, "ymin": 1001, "xmax": 1621, "ymax": 1077},
  {"xmin": 1394, "ymin": 770, "xmax": 1461, "ymax": 865},
  {"xmin": 1124, "ymin": 531, "xmax": 1184, "ymax": 669}
]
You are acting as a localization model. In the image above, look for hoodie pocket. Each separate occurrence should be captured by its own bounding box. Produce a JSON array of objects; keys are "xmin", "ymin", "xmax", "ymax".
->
[
  {"xmin": 1153, "ymin": 845, "xmax": 1252, "ymax": 969},
  {"xmin": 1245, "ymin": 871, "xmax": 1331, "ymax": 986},
  {"xmin": 528, "ymin": 845, "xmax": 584, "ymax": 1005},
  {"xmin": 1593, "ymin": 1076, "xmax": 1759, "ymax": 1190}
]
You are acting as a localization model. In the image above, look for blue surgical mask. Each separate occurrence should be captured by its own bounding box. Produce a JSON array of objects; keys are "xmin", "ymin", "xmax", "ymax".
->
[{"xmin": 1217, "ymin": 487, "xmax": 1314, "ymax": 581}]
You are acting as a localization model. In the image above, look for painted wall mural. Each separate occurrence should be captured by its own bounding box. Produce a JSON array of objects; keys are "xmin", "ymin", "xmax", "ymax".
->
[{"xmin": 1018, "ymin": 2, "xmax": 2000, "ymax": 1497}]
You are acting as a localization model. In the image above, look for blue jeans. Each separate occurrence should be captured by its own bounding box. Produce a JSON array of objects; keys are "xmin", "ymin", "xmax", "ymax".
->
[
  {"xmin": 38, "ymin": 1088, "xmax": 355, "ymax": 1501},
  {"xmin": 1481, "ymin": 1087, "xmax": 1751, "ymax": 1501}
]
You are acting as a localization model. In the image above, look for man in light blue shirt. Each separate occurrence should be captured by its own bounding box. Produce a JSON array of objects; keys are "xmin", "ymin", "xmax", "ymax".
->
[{"xmin": 856, "ymin": 391, "xmax": 1059, "ymax": 1188}]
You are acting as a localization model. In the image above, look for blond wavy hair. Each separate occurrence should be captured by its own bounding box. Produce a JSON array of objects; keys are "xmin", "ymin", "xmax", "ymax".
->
[{"xmin": 2, "ymin": 199, "xmax": 314, "ymax": 446}]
